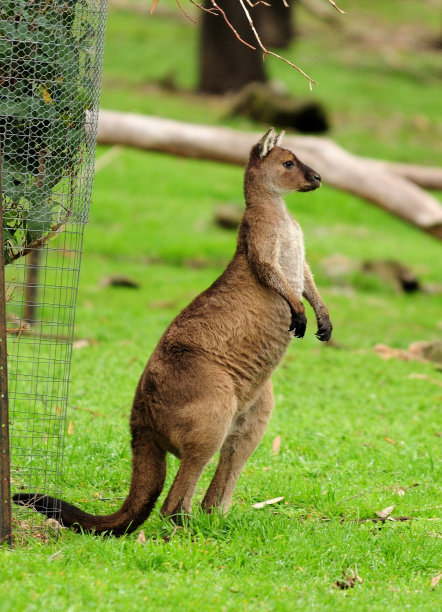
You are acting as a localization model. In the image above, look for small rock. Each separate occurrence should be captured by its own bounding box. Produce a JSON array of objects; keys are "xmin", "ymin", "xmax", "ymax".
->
[
  {"xmin": 362, "ymin": 260, "xmax": 420, "ymax": 293},
  {"xmin": 214, "ymin": 203, "xmax": 243, "ymax": 230},
  {"xmin": 100, "ymin": 275, "xmax": 140, "ymax": 289}
]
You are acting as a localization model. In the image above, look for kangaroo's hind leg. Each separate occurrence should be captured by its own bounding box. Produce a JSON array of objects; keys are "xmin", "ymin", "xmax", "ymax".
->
[
  {"xmin": 160, "ymin": 452, "xmax": 213, "ymax": 521},
  {"xmin": 201, "ymin": 379, "xmax": 274, "ymax": 513},
  {"xmin": 160, "ymin": 393, "xmax": 237, "ymax": 520}
]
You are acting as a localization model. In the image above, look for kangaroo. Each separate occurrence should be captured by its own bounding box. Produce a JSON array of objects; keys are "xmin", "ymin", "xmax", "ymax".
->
[{"xmin": 14, "ymin": 129, "xmax": 332, "ymax": 535}]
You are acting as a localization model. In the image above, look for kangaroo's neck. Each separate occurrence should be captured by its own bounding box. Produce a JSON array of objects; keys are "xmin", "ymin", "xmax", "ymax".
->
[
  {"xmin": 236, "ymin": 171, "xmax": 292, "ymax": 258},
  {"xmin": 244, "ymin": 172, "xmax": 286, "ymax": 215}
]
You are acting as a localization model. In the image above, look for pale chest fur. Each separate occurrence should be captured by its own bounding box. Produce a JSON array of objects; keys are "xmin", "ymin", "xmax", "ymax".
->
[{"xmin": 277, "ymin": 211, "xmax": 305, "ymax": 297}]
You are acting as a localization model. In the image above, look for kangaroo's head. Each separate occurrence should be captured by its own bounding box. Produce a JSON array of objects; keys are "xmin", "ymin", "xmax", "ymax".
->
[{"xmin": 246, "ymin": 128, "xmax": 321, "ymax": 195}]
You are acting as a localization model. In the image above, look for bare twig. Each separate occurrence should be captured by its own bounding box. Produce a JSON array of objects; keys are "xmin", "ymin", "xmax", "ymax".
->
[
  {"xmin": 4, "ymin": 281, "xmax": 16, "ymax": 304},
  {"xmin": 189, "ymin": 0, "xmax": 218, "ymax": 15},
  {"xmin": 335, "ymin": 488, "xmax": 371, "ymax": 506},
  {"xmin": 327, "ymin": 0, "xmax": 345, "ymax": 14},
  {"xmin": 237, "ymin": 0, "xmax": 316, "ymax": 88},
  {"xmin": 9, "ymin": 221, "xmax": 67, "ymax": 263},
  {"xmin": 5, "ymin": 315, "xmax": 70, "ymax": 340},
  {"xmin": 175, "ymin": 0, "xmax": 197, "ymax": 23},
  {"xmin": 246, "ymin": 0, "xmax": 271, "ymax": 7},
  {"xmin": 299, "ymin": 0, "xmax": 342, "ymax": 23},
  {"xmin": 6, "ymin": 323, "xmax": 30, "ymax": 335},
  {"xmin": 10, "ymin": 158, "xmax": 78, "ymax": 262},
  {"xmin": 209, "ymin": 0, "xmax": 257, "ymax": 50},
  {"xmin": 360, "ymin": 516, "xmax": 413, "ymax": 524}
]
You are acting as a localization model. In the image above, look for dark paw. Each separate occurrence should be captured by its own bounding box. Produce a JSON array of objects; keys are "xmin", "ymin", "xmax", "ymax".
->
[
  {"xmin": 289, "ymin": 309, "xmax": 307, "ymax": 338},
  {"xmin": 315, "ymin": 319, "xmax": 333, "ymax": 342}
]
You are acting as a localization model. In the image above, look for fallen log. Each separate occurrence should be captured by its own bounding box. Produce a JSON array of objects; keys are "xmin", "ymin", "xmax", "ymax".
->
[
  {"xmin": 97, "ymin": 110, "xmax": 442, "ymax": 240},
  {"xmin": 360, "ymin": 159, "xmax": 442, "ymax": 191}
]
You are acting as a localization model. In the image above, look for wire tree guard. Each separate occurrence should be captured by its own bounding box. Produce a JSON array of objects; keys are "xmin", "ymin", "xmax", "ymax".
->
[{"xmin": 0, "ymin": 0, "xmax": 107, "ymax": 543}]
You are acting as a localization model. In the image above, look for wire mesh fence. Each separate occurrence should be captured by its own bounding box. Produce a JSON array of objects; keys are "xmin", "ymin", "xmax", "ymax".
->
[{"xmin": 1, "ymin": 0, "xmax": 107, "ymax": 542}]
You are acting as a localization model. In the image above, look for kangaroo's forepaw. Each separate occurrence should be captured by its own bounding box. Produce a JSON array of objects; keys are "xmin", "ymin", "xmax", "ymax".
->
[
  {"xmin": 289, "ymin": 310, "xmax": 307, "ymax": 338},
  {"xmin": 316, "ymin": 319, "xmax": 332, "ymax": 342}
]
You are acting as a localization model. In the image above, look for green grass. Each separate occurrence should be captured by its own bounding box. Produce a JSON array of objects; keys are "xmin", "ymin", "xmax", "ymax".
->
[{"xmin": 1, "ymin": 2, "xmax": 442, "ymax": 610}]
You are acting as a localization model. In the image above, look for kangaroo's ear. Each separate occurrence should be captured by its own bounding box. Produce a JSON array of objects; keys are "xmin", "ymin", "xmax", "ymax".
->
[
  {"xmin": 275, "ymin": 130, "xmax": 285, "ymax": 147},
  {"xmin": 256, "ymin": 127, "xmax": 277, "ymax": 158}
]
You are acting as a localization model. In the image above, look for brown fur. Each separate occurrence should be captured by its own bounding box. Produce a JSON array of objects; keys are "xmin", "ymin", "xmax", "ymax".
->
[{"xmin": 14, "ymin": 129, "xmax": 332, "ymax": 535}]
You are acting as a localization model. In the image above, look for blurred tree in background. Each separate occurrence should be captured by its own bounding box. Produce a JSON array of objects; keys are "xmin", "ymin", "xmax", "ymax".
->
[{"xmin": 199, "ymin": 0, "xmax": 294, "ymax": 94}]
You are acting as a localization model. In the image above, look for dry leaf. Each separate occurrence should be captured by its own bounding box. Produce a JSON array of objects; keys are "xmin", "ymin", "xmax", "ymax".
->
[
  {"xmin": 73, "ymin": 339, "xmax": 90, "ymax": 350},
  {"xmin": 327, "ymin": 0, "xmax": 346, "ymax": 15},
  {"xmin": 376, "ymin": 505, "xmax": 395, "ymax": 519},
  {"xmin": 45, "ymin": 518, "xmax": 63, "ymax": 530},
  {"xmin": 272, "ymin": 436, "xmax": 281, "ymax": 455},
  {"xmin": 49, "ymin": 550, "xmax": 62, "ymax": 562},
  {"xmin": 137, "ymin": 530, "xmax": 146, "ymax": 544},
  {"xmin": 395, "ymin": 487, "xmax": 406, "ymax": 497},
  {"xmin": 430, "ymin": 573, "xmax": 441, "ymax": 589},
  {"xmin": 384, "ymin": 437, "xmax": 395, "ymax": 444},
  {"xmin": 427, "ymin": 532, "xmax": 442, "ymax": 539},
  {"xmin": 252, "ymin": 496, "xmax": 284, "ymax": 509},
  {"xmin": 67, "ymin": 421, "xmax": 74, "ymax": 435}
]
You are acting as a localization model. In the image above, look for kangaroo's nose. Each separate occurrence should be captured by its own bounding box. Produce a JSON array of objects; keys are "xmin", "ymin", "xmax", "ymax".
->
[{"xmin": 313, "ymin": 174, "xmax": 321, "ymax": 182}]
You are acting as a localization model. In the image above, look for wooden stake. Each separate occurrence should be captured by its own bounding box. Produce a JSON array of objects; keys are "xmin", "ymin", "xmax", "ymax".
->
[{"xmin": 0, "ymin": 139, "xmax": 12, "ymax": 546}]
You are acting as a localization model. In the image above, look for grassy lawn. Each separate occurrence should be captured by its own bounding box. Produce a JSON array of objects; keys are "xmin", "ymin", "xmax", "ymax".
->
[{"xmin": 1, "ymin": 1, "xmax": 441, "ymax": 610}]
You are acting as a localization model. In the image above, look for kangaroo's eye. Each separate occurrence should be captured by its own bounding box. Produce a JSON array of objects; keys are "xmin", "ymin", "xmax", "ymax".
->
[{"xmin": 283, "ymin": 161, "xmax": 294, "ymax": 168}]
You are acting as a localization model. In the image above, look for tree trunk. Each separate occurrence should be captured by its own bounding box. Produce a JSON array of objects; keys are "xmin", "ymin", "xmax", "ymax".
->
[{"xmin": 199, "ymin": 0, "xmax": 267, "ymax": 94}]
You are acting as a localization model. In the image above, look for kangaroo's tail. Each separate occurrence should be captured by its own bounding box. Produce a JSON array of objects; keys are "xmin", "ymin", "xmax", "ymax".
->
[{"xmin": 13, "ymin": 436, "xmax": 167, "ymax": 536}]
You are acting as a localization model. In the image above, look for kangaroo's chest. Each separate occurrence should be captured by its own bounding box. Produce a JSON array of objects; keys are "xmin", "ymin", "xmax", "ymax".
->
[{"xmin": 278, "ymin": 218, "xmax": 305, "ymax": 297}]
